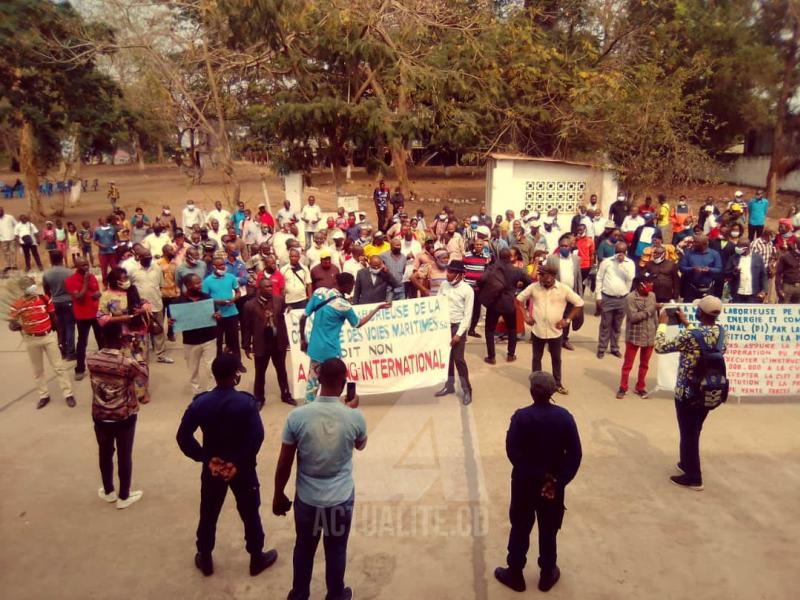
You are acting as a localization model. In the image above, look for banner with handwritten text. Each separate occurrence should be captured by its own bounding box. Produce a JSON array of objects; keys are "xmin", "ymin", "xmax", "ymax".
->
[
  {"xmin": 285, "ymin": 296, "xmax": 451, "ymax": 398},
  {"xmin": 656, "ymin": 304, "xmax": 800, "ymax": 398}
]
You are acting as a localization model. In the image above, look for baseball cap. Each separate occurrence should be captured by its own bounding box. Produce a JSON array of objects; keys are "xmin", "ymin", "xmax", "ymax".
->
[
  {"xmin": 470, "ymin": 216, "xmax": 479, "ymax": 223},
  {"xmin": 476, "ymin": 225, "xmax": 491, "ymax": 237},
  {"xmin": 319, "ymin": 249, "xmax": 332, "ymax": 259},
  {"xmin": 332, "ymin": 229, "xmax": 345, "ymax": 240},
  {"xmin": 693, "ymin": 295, "xmax": 722, "ymax": 316},
  {"xmin": 374, "ymin": 231, "xmax": 385, "ymax": 239},
  {"xmin": 734, "ymin": 191, "xmax": 743, "ymax": 198},
  {"xmin": 731, "ymin": 203, "xmax": 743, "ymax": 212}
]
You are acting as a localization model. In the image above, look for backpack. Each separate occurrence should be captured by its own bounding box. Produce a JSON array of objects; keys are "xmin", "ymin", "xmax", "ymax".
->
[
  {"xmin": 479, "ymin": 265, "xmax": 507, "ymax": 306},
  {"xmin": 687, "ymin": 327, "xmax": 728, "ymax": 410}
]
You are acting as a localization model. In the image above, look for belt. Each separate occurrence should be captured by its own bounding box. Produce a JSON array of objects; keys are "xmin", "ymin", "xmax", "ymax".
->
[{"xmin": 24, "ymin": 331, "xmax": 50, "ymax": 337}]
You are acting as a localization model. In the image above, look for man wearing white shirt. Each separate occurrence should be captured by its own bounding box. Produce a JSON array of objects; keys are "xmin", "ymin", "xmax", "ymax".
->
[
  {"xmin": 553, "ymin": 236, "xmax": 583, "ymax": 351},
  {"xmin": 434, "ymin": 260, "xmax": 474, "ymax": 405},
  {"xmin": 142, "ymin": 224, "xmax": 171, "ymax": 258},
  {"xmin": 14, "ymin": 214, "xmax": 44, "ymax": 271},
  {"xmin": 280, "ymin": 248, "xmax": 312, "ymax": 309},
  {"xmin": 0, "ymin": 207, "xmax": 18, "ymax": 271},
  {"xmin": 621, "ymin": 208, "xmax": 644, "ymax": 242},
  {"xmin": 305, "ymin": 233, "xmax": 329, "ymax": 270},
  {"xmin": 207, "ymin": 219, "xmax": 226, "ymax": 247},
  {"xmin": 300, "ymin": 196, "xmax": 321, "ymax": 248},
  {"xmin": 182, "ymin": 199, "xmax": 204, "ymax": 230},
  {"xmin": 276, "ymin": 200, "xmax": 296, "ymax": 227},
  {"xmin": 205, "ymin": 200, "xmax": 231, "ymax": 230},
  {"xmin": 594, "ymin": 241, "xmax": 636, "ymax": 359}
]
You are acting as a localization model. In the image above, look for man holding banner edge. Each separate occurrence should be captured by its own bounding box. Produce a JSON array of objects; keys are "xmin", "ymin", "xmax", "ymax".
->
[{"xmin": 434, "ymin": 260, "xmax": 474, "ymax": 405}]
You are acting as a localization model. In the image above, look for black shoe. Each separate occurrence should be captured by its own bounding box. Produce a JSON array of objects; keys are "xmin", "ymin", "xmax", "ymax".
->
[
  {"xmin": 195, "ymin": 552, "xmax": 213, "ymax": 576},
  {"xmin": 36, "ymin": 396, "xmax": 50, "ymax": 410},
  {"xmin": 610, "ymin": 350, "xmax": 623, "ymax": 358},
  {"xmin": 282, "ymin": 395, "xmax": 298, "ymax": 406},
  {"xmin": 562, "ymin": 341, "xmax": 575, "ymax": 351},
  {"xmin": 494, "ymin": 566, "xmax": 526, "ymax": 592},
  {"xmin": 340, "ymin": 588, "xmax": 353, "ymax": 600},
  {"xmin": 434, "ymin": 385, "xmax": 456, "ymax": 397},
  {"xmin": 506, "ymin": 354, "xmax": 517, "ymax": 362},
  {"xmin": 615, "ymin": 388, "xmax": 626, "ymax": 399},
  {"xmin": 484, "ymin": 356, "xmax": 496, "ymax": 365},
  {"xmin": 670, "ymin": 474, "xmax": 703, "ymax": 491},
  {"xmin": 676, "ymin": 462, "xmax": 685, "ymax": 474},
  {"xmin": 65, "ymin": 395, "xmax": 76, "ymax": 408},
  {"xmin": 467, "ymin": 330, "xmax": 481, "ymax": 338},
  {"xmin": 596, "ymin": 351, "xmax": 605, "ymax": 359},
  {"xmin": 538, "ymin": 566, "xmax": 561, "ymax": 592},
  {"xmin": 167, "ymin": 335, "xmax": 176, "ymax": 342},
  {"xmin": 462, "ymin": 389, "xmax": 472, "ymax": 406},
  {"xmin": 249, "ymin": 549, "xmax": 278, "ymax": 576}
]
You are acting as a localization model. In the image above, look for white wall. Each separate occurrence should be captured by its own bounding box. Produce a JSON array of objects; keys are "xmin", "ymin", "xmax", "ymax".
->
[{"xmin": 718, "ymin": 156, "xmax": 800, "ymax": 193}]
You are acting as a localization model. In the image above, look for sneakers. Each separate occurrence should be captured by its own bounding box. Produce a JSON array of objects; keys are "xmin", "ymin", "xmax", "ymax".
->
[
  {"xmin": 670, "ymin": 474, "xmax": 703, "ymax": 491},
  {"xmin": 249, "ymin": 549, "xmax": 278, "ymax": 576},
  {"xmin": 538, "ymin": 566, "xmax": 561, "ymax": 592},
  {"xmin": 616, "ymin": 388, "xmax": 626, "ymax": 399},
  {"xmin": 36, "ymin": 396, "xmax": 50, "ymax": 409},
  {"xmin": 98, "ymin": 487, "xmax": 117, "ymax": 503},
  {"xmin": 116, "ymin": 490, "xmax": 144, "ymax": 509},
  {"xmin": 494, "ymin": 566, "xmax": 526, "ymax": 592},
  {"xmin": 195, "ymin": 552, "xmax": 214, "ymax": 576},
  {"xmin": 555, "ymin": 386, "xmax": 568, "ymax": 395},
  {"xmin": 65, "ymin": 395, "xmax": 76, "ymax": 408},
  {"xmin": 157, "ymin": 356, "xmax": 175, "ymax": 364},
  {"xmin": 635, "ymin": 389, "xmax": 649, "ymax": 399}
]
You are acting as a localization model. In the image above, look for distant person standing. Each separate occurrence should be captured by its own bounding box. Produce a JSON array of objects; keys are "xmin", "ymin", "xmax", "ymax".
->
[
  {"xmin": 176, "ymin": 354, "xmax": 278, "ymax": 577},
  {"xmin": 14, "ymin": 214, "xmax": 44, "ymax": 272},
  {"xmin": 494, "ymin": 371, "xmax": 582, "ymax": 594},
  {"xmin": 656, "ymin": 193, "xmax": 671, "ymax": 242},
  {"xmin": 182, "ymin": 199, "xmax": 205, "ymax": 230},
  {"xmin": 551, "ymin": 236, "xmax": 582, "ymax": 351},
  {"xmin": 87, "ymin": 322, "xmax": 148, "ymax": 509},
  {"xmin": 273, "ymin": 358, "xmax": 367, "ymax": 600},
  {"xmin": 594, "ymin": 242, "xmax": 636, "ymax": 359},
  {"xmin": 646, "ymin": 245, "xmax": 680, "ymax": 303},
  {"xmin": 390, "ymin": 186, "xmax": 405, "ymax": 216},
  {"xmin": 776, "ymin": 237, "xmax": 800, "ymax": 303},
  {"xmin": 617, "ymin": 276, "xmax": 658, "ymax": 399},
  {"xmin": 93, "ymin": 216, "xmax": 118, "ymax": 288},
  {"xmin": 373, "ymin": 180, "xmax": 390, "ymax": 232},
  {"xmin": 608, "ymin": 195, "xmax": 628, "ymax": 229},
  {"xmin": 107, "ymin": 181, "xmax": 120, "ymax": 210},
  {"xmin": 203, "ymin": 256, "xmax": 244, "ymax": 371},
  {"xmin": 726, "ymin": 241, "xmax": 768, "ymax": 303},
  {"xmin": 0, "ymin": 207, "xmax": 18, "ymax": 272},
  {"xmin": 205, "ymin": 200, "xmax": 232, "ymax": 230},
  {"xmin": 747, "ymin": 190, "xmax": 769, "ymax": 241},
  {"xmin": 300, "ymin": 195, "xmax": 321, "ymax": 249}
]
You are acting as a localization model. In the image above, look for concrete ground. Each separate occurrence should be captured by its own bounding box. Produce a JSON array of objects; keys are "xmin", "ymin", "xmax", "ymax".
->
[{"xmin": 1, "ymin": 305, "xmax": 799, "ymax": 600}]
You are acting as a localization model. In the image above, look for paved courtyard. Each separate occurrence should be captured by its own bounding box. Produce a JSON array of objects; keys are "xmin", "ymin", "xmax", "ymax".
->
[{"xmin": 1, "ymin": 310, "xmax": 799, "ymax": 599}]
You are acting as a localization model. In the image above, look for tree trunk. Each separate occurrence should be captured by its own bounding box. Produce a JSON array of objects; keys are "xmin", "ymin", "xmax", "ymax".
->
[
  {"xmin": 19, "ymin": 119, "xmax": 43, "ymax": 217},
  {"xmin": 132, "ymin": 132, "xmax": 146, "ymax": 171},
  {"xmin": 221, "ymin": 156, "xmax": 241, "ymax": 207},
  {"xmin": 157, "ymin": 142, "xmax": 165, "ymax": 165},
  {"xmin": 391, "ymin": 142, "xmax": 410, "ymax": 193},
  {"xmin": 767, "ymin": 10, "xmax": 799, "ymax": 202},
  {"xmin": 260, "ymin": 173, "xmax": 272, "ymax": 214}
]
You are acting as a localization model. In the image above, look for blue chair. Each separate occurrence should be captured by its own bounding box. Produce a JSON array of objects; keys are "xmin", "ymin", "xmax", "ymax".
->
[
  {"xmin": 45, "ymin": 182, "xmax": 53, "ymax": 195},
  {"xmin": 15, "ymin": 185, "xmax": 25, "ymax": 198},
  {"xmin": 56, "ymin": 181, "xmax": 65, "ymax": 193},
  {"xmin": 2, "ymin": 186, "xmax": 12, "ymax": 199}
]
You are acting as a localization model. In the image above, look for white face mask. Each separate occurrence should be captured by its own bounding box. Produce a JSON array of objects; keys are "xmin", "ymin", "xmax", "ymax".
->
[
  {"xmin": 653, "ymin": 256, "xmax": 665, "ymax": 264},
  {"xmin": 119, "ymin": 280, "xmax": 131, "ymax": 290},
  {"xmin": 187, "ymin": 205, "xmax": 195, "ymax": 211},
  {"xmin": 25, "ymin": 284, "xmax": 38, "ymax": 295}
]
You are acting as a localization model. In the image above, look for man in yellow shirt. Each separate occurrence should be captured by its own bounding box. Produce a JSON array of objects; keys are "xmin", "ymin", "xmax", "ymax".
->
[
  {"xmin": 656, "ymin": 193, "xmax": 671, "ymax": 243},
  {"xmin": 363, "ymin": 231, "xmax": 390, "ymax": 259}
]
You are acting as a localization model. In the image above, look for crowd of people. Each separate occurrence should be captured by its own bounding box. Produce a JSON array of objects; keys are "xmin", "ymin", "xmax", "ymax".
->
[{"xmin": 3, "ymin": 182, "xmax": 799, "ymax": 597}]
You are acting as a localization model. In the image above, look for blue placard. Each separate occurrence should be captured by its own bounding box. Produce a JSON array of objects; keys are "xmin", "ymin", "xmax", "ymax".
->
[{"xmin": 170, "ymin": 299, "xmax": 216, "ymax": 332}]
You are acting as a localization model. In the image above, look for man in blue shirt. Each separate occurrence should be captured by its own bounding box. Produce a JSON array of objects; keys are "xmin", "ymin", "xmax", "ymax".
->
[
  {"xmin": 93, "ymin": 216, "xmax": 118, "ymax": 288},
  {"xmin": 231, "ymin": 201, "xmax": 247, "ymax": 235},
  {"xmin": 746, "ymin": 190, "xmax": 769, "ymax": 241},
  {"xmin": 495, "ymin": 371, "xmax": 582, "ymax": 594},
  {"xmin": 202, "ymin": 256, "xmax": 245, "ymax": 372},
  {"xmin": 678, "ymin": 234, "xmax": 722, "ymax": 301},
  {"xmin": 273, "ymin": 358, "xmax": 367, "ymax": 600},
  {"xmin": 176, "ymin": 354, "xmax": 278, "ymax": 577},
  {"xmin": 298, "ymin": 272, "xmax": 389, "ymax": 402}
]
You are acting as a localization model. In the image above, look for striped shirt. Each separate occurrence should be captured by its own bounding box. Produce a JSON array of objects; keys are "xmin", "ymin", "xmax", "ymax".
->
[
  {"xmin": 10, "ymin": 295, "xmax": 53, "ymax": 335},
  {"xmin": 750, "ymin": 238, "xmax": 776, "ymax": 267},
  {"xmin": 463, "ymin": 252, "xmax": 490, "ymax": 288}
]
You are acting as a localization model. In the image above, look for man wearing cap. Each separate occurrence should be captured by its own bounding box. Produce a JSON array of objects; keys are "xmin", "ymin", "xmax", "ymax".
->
[
  {"xmin": 515, "ymin": 264, "xmax": 583, "ymax": 394},
  {"xmin": 595, "ymin": 241, "xmax": 636, "ymax": 358},
  {"xmin": 310, "ymin": 250, "xmax": 340, "ymax": 291},
  {"xmin": 655, "ymin": 296, "xmax": 726, "ymax": 490},
  {"xmin": 434, "ymin": 260, "xmax": 474, "ymax": 405},
  {"xmin": 494, "ymin": 371, "xmax": 582, "ymax": 593},
  {"xmin": 464, "ymin": 215, "xmax": 481, "ymax": 244},
  {"xmin": 306, "ymin": 232, "xmax": 330, "ymax": 270},
  {"xmin": 363, "ymin": 231, "xmax": 390, "ymax": 259},
  {"xmin": 746, "ymin": 190, "xmax": 769, "ymax": 241}
]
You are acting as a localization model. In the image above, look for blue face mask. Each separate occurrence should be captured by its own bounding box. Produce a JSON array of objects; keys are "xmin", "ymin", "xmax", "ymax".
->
[
  {"xmin": 230, "ymin": 250, "xmax": 240, "ymax": 258},
  {"xmin": 559, "ymin": 247, "xmax": 571, "ymax": 258},
  {"xmin": 471, "ymin": 223, "xmax": 478, "ymax": 230}
]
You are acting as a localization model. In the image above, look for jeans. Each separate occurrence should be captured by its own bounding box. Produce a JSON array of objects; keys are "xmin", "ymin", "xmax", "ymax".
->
[
  {"xmin": 305, "ymin": 232, "xmax": 315, "ymax": 249},
  {"xmin": 485, "ymin": 307, "xmax": 517, "ymax": 358},
  {"xmin": 620, "ymin": 342, "xmax": 654, "ymax": 392},
  {"xmin": 675, "ymin": 399, "xmax": 710, "ymax": 483},
  {"xmin": 94, "ymin": 415, "xmax": 137, "ymax": 500},
  {"xmin": 506, "ymin": 478, "xmax": 564, "ymax": 572},
  {"xmin": 21, "ymin": 244, "xmax": 43, "ymax": 271},
  {"xmin": 748, "ymin": 224, "xmax": 764, "ymax": 242},
  {"xmin": 531, "ymin": 335, "xmax": 562, "ymax": 385},
  {"xmin": 197, "ymin": 466, "xmax": 264, "ymax": 555},
  {"xmin": 289, "ymin": 493, "xmax": 355, "ymax": 600},
  {"xmin": 54, "ymin": 302, "xmax": 76, "ymax": 357},
  {"xmin": 446, "ymin": 323, "xmax": 471, "ymax": 391},
  {"xmin": 598, "ymin": 294, "xmax": 625, "ymax": 354},
  {"xmin": 75, "ymin": 318, "xmax": 104, "ymax": 374},
  {"xmin": 215, "ymin": 315, "xmax": 241, "ymax": 365},
  {"xmin": 253, "ymin": 347, "xmax": 290, "ymax": 402}
]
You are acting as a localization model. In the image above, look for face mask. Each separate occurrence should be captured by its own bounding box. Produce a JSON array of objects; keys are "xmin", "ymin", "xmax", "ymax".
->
[
  {"xmin": 188, "ymin": 205, "xmax": 195, "ymax": 211},
  {"xmin": 559, "ymin": 247, "xmax": 571, "ymax": 258},
  {"xmin": 119, "ymin": 280, "xmax": 131, "ymax": 290},
  {"xmin": 783, "ymin": 232, "xmax": 792, "ymax": 239},
  {"xmin": 653, "ymin": 256, "xmax": 665, "ymax": 264},
  {"xmin": 640, "ymin": 283, "xmax": 653, "ymax": 295},
  {"xmin": 730, "ymin": 231, "xmax": 740, "ymax": 239},
  {"xmin": 140, "ymin": 258, "xmax": 152, "ymax": 268},
  {"xmin": 369, "ymin": 268, "xmax": 381, "ymax": 275},
  {"xmin": 391, "ymin": 247, "xmax": 401, "ymax": 254},
  {"xmin": 25, "ymin": 284, "xmax": 38, "ymax": 295},
  {"xmin": 608, "ymin": 236, "xmax": 618, "ymax": 243},
  {"xmin": 186, "ymin": 257, "xmax": 197, "ymax": 266},
  {"xmin": 215, "ymin": 268, "xmax": 226, "ymax": 277},
  {"xmin": 229, "ymin": 250, "xmax": 240, "ymax": 258},
  {"xmin": 735, "ymin": 247, "xmax": 747, "ymax": 255},
  {"xmin": 679, "ymin": 201, "xmax": 687, "ymax": 206},
  {"xmin": 439, "ymin": 214, "xmax": 447, "ymax": 221},
  {"xmin": 470, "ymin": 223, "xmax": 477, "ymax": 230}
]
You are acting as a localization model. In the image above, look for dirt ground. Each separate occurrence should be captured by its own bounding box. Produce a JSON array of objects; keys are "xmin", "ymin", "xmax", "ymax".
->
[
  {"xmin": 1, "ymin": 301, "xmax": 799, "ymax": 599},
  {"xmin": 2, "ymin": 162, "xmax": 798, "ymax": 228}
]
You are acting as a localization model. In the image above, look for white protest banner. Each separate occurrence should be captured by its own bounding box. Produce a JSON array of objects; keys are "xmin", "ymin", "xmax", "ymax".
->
[
  {"xmin": 656, "ymin": 304, "xmax": 800, "ymax": 398},
  {"xmin": 285, "ymin": 296, "xmax": 451, "ymax": 398}
]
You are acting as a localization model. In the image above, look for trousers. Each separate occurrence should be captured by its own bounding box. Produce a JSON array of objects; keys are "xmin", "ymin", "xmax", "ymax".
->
[
  {"xmin": 598, "ymin": 294, "xmax": 625, "ymax": 353},
  {"xmin": 289, "ymin": 493, "xmax": 355, "ymax": 600},
  {"xmin": 98, "ymin": 253, "xmax": 116, "ymax": 287},
  {"xmin": 469, "ymin": 287, "xmax": 481, "ymax": 332},
  {"xmin": 620, "ymin": 342, "xmax": 654, "ymax": 392},
  {"xmin": 54, "ymin": 302, "xmax": 76, "ymax": 357},
  {"xmin": 94, "ymin": 415, "xmax": 137, "ymax": 500},
  {"xmin": 215, "ymin": 315, "xmax": 241, "ymax": 364},
  {"xmin": 781, "ymin": 282, "xmax": 800, "ymax": 303},
  {"xmin": 75, "ymin": 318, "xmax": 104, "ymax": 375},
  {"xmin": 196, "ymin": 467, "xmax": 264, "ymax": 555},
  {"xmin": 446, "ymin": 323, "xmax": 471, "ymax": 391},
  {"xmin": 531, "ymin": 335, "xmax": 562, "ymax": 385},
  {"xmin": 253, "ymin": 347, "xmax": 290, "ymax": 401},
  {"xmin": 0, "ymin": 239, "xmax": 16, "ymax": 270},
  {"xmin": 24, "ymin": 332, "xmax": 73, "ymax": 399},
  {"xmin": 21, "ymin": 244, "xmax": 43, "ymax": 271},
  {"xmin": 748, "ymin": 224, "xmax": 764, "ymax": 242},
  {"xmin": 184, "ymin": 340, "xmax": 215, "ymax": 395},
  {"xmin": 675, "ymin": 399, "xmax": 709, "ymax": 483},
  {"xmin": 149, "ymin": 311, "xmax": 167, "ymax": 358},
  {"xmin": 506, "ymin": 478, "xmax": 564, "ymax": 572},
  {"xmin": 376, "ymin": 207, "xmax": 388, "ymax": 232},
  {"xmin": 485, "ymin": 307, "xmax": 517, "ymax": 358}
]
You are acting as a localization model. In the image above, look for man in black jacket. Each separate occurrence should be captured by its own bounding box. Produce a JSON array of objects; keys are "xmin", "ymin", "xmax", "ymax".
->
[
  {"xmin": 242, "ymin": 278, "xmax": 295, "ymax": 407},
  {"xmin": 353, "ymin": 255, "xmax": 398, "ymax": 305},
  {"xmin": 176, "ymin": 354, "xmax": 278, "ymax": 578},
  {"xmin": 478, "ymin": 248, "xmax": 533, "ymax": 364},
  {"xmin": 495, "ymin": 371, "xmax": 582, "ymax": 594}
]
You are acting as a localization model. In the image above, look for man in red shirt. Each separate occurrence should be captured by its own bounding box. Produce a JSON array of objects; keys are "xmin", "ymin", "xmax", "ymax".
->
[
  {"xmin": 575, "ymin": 224, "xmax": 596, "ymax": 293},
  {"xmin": 256, "ymin": 203, "xmax": 275, "ymax": 229},
  {"xmin": 65, "ymin": 256, "xmax": 104, "ymax": 380},
  {"xmin": 254, "ymin": 254, "xmax": 285, "ymax": 297},
  {"xmin": 9, "ymin": 277, "xmax": 76, "ymax": 408}
]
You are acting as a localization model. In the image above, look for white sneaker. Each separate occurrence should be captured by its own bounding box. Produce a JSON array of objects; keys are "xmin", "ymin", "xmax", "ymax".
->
[
  {"xmin": 157, "ymin": 356, "xmax": 175, "ymax": 364},
  {"xmin": 98, "ymin": 487, "xmax": 117, "ymax": 503},
  {"xmin": 116, "ymin": 490, "xmax": 143, "ymax": 509}
]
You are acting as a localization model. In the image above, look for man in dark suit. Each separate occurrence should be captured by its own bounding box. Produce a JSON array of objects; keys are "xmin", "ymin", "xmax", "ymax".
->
[
  {"xmin": 353, "ymin": 255, "xmax": 398, "ymax": 305},
  {"xmin": 242, "ymin": 278, "xmax": 295, "ymax": 408},
  {"xmin": 726, "ymin": 241, "xmax": 768, "ymax": 303}
]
